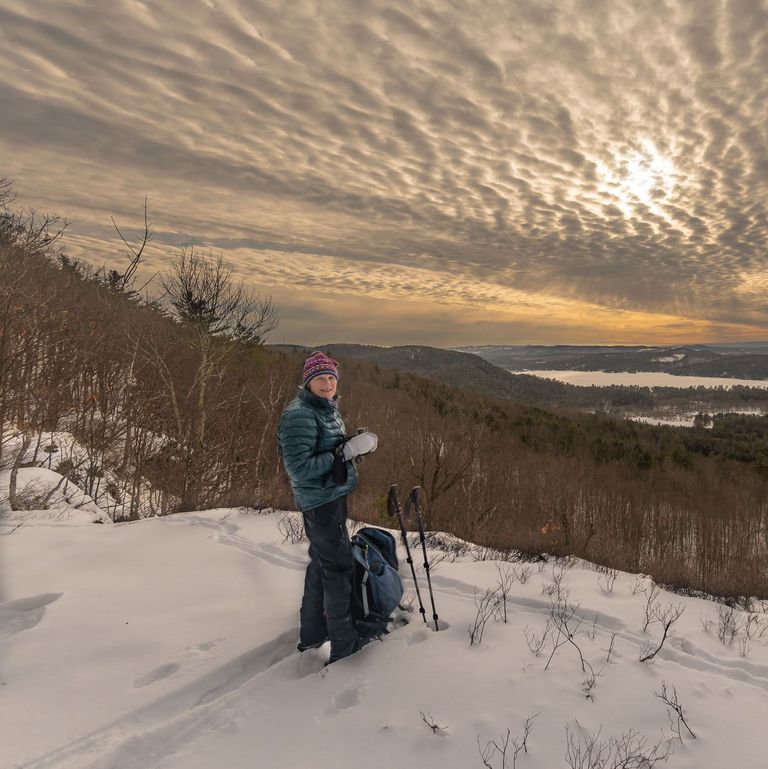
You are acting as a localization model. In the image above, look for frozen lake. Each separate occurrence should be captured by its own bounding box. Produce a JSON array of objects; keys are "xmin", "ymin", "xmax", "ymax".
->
[{"xmin": 510, "ymin": 369, "xmax": 768, "ymax": 389}]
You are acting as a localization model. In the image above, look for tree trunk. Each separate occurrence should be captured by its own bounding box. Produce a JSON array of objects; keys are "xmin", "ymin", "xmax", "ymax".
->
[{"xmin": 8, "ymin": 433, "xmax": 31, "ymax": 511}]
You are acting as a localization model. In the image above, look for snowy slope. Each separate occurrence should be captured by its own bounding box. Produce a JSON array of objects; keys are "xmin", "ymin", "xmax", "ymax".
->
[
  {"xmin": 1, "ymin": 509, "xmax": 766, "ymax": 769},
  {"xmin": 0, "ymin": 431, "xmax": 122, "ymax": 524}
]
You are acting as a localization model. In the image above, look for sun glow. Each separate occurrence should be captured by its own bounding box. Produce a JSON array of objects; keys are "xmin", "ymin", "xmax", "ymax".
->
[{"xmin": 598, "ymin": 139, "xmax": 677, "ymax": 215}]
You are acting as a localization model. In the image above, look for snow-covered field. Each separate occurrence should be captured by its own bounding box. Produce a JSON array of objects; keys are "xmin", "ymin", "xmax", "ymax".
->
[
  {"xmin": 512, "ymin": 370, "xmax": 768, "ymax": 389},
  {"xmin": 628, "ymin": 409, "xmax": 767, "ymax": 428},
  {"xmin": 2, "ymin": 504, "xmax": 767, "ymax": 769}
]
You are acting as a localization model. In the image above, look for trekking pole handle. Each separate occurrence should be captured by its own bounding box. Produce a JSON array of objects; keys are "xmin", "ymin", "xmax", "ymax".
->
[{"xmin": 387, "ymin": 484, "xmax": 398, "ymax": 517}]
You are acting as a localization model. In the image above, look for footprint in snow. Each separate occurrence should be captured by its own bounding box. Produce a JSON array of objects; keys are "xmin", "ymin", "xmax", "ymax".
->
[
  {"xmin": 0, "ymin": 592, "xmax": 62, "ymax": 641},
  {"xmin": 132, "ymin": 637, "xmax": 224, "ymax": 688},
  {"xmin": 407, "ymin": 630, "xmax": 429, "ymax": 646},
  {"xmin": 133, "ymin": 663, "xmax": 181, "ymax": 688},
  {"xmin": 324, "ymin": 686, "xmax": 362, "ymax": 716}
]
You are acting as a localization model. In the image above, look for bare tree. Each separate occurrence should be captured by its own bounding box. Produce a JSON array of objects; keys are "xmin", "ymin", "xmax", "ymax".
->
[
  {"xmin": 0, "ymin": 178, "xmax": 66, "ymax": 255},
  {"xmin": 161, "ymin": 249, "xmax": 277, "ymax": 343},
  {"xmin": 105, "ymin": 197, "xmax": 155, "ymax": 295},
  {"xmin": 8, "ymin": 434, "xmax": 32, "ymax": 511},
  {"xmin": 148, "ymin": 249, "xmax": 279, "ymax": 509}
]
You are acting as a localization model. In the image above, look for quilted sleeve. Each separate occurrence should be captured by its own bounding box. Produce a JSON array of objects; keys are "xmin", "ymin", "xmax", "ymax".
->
[{"xmin": 278, "ymin": 407, "xmax": 335, "ymax": 483}]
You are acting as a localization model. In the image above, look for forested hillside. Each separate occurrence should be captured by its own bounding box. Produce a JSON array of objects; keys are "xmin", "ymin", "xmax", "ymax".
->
[
  {"xmin": 277, "ymin": 342, "xmax": 768, "ymax": 414},
  {"xmin": 3, "ymin": 185, "xmax": 768, "ymax": 598}
]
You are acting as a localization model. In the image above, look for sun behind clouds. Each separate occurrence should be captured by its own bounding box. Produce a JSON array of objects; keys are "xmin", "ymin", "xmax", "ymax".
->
[{"xmin": 598, "ymin": 139, "xmax": 678, "ymax": 216}]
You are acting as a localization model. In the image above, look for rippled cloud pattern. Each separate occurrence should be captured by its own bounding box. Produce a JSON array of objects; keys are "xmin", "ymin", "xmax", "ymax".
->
[{"xmin": 2, "ymin": 0, "xmax": 766, "ymax": 344}]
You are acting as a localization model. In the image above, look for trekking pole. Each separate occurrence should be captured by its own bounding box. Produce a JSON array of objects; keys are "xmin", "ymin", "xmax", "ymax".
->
[
  {"xmin": 387, "ymin": 484, "xmax": 428, "ymax": 626},
  {"xmin": 410, "ymin": 486, "xmax": 440, "ymax": 631}
]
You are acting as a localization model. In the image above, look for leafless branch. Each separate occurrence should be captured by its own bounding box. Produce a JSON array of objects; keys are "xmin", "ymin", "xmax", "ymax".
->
[
  {"xmin": 654, "ymin": 681, "xmax": 696, "ymax": 742},
  {"xmin": 419, "ymin": 711, "xmax": 447, "ymax": 736},
  {"xmin": 640, "ymin": 603, "xmax": 685, "ymax": 662}
]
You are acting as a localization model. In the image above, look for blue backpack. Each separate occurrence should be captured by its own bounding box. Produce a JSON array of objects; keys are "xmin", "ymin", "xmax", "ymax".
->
[{"xmin": 350, "ymin": 527, "xmax": 404, "ymax": 637}]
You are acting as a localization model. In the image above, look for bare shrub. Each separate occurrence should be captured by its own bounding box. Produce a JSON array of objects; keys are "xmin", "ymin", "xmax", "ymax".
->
[
  {"xmin": 710, "ymin": 604, "xmax": 768, "ymax": 656},
  {"xmin": 545, "ymin": 595, "xmax": 597, "ymax": 686},
  {"xmin": 238, "ymin": 505, "xmax": 271, "ymax": 516},
  {"xmin": 421, "ymin": 530, "xmax": 471, "ymax": 564},
  {"xmin": 654, "ymin": 681, "xmax": 696, "ymax": 742},
  {"xmin": 582, "ymin": 668, "xmax": 601, "ymax": 701},
  {"xmin": 495, "ymin": 564, "xmax": 515, "ymax": 623},
  {"xmin": 528, "ymin": 566, "xmax": 602, "ymax": 696},
  {"xmin": 524, "ymin": 621, "xmax": 553, "ymax": 657},
  {"xmin": 744, "ymin": 611, "xmax": 767, "ymax": 641},
  {"xmin": 564, "ymin": 724, "xmax": 671, "ymax": 769},
  {"xmin": 597, "ymin": 568, "xmax": 619, "ymax": 594},
  {"xmin": 738, "ymin": 634, "xmax": 750, "ymax": 658},
  {"xmin": 469, "ymin": 588, "xmax": 500, "ymax": 645},
  {"xmin": 586, "ymin": 614, "xmax": 599, "ymax": 641},
  {"xmin": 277, "ymin": 514, "xmax": 306, "ymax": 544},
  {"xmin": 640, "ymin": 602, "xmax": 685, "ymax": 663},
  {"xmin": 641, "ymin": 583, "xmax": 661, "ymax": 632},
  {"xmin": 717, "ymin": 604, "xmax": 738, "ymax": 646},
  {"xmin": 419, "ymin": 711, "xmax": 447, "ymax": 736},
  {"xmin": 13, "ymin": 479, "xmax": 60, "ymax": 510},
  {"xmin": 478, "ymin": 715, "xmax": 538, "ymax": 769},
  {"xmin": 630, "ymin": 575, "xmax": 647, "ymax": 595},
  {"xmin": 542, "ymin": 563, "xmax": 570, "ymax": 602},
  {"xmin": 515, "ymin": 565, "xmax": 533, "ymax": 584},
  {"xmin": 472, "ymin": 544, "xmax": 507, "ymax": 562}
]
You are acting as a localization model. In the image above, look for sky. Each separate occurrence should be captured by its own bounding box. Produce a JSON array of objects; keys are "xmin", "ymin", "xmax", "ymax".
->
[{"xmin": 1, "ymin": 0, "xmax": 767, "ymax": 347}]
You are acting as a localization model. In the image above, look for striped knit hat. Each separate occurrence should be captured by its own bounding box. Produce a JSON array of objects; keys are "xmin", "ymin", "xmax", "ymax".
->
[{"xmin": 302, "ymin": 351, "xmax": 339, "ymax": 387}]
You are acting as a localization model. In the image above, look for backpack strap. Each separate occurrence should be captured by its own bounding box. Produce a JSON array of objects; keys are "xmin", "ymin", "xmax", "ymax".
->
[{"xmin": 360, "ymin": 570, "xmax": 370, "ymax": 616}]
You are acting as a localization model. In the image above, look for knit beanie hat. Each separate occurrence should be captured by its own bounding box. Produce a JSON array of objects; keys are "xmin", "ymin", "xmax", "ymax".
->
[{"xmin": 302, "ymin": 351, "xmax": 339, "ymax": 387}]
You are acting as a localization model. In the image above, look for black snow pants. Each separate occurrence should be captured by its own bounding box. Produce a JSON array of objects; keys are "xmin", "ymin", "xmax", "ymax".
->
[{"xmin": 300, "ymin": 495, "xmax": 359, "ymax": 662}]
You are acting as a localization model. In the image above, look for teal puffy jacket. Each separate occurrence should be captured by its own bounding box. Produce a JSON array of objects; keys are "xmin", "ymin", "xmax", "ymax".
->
[{"xmin": 277, "ymin": 387, "xmax": 358, "ymax": 511}]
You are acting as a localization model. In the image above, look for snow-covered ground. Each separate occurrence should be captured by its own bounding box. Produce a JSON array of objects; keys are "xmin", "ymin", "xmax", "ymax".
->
[
  {"xmin": 2, "ymin": 506, "xmax": 767, "ymax": 769},
  {"xmin": 0, "ymin": 431, "xmax": 133, "ymax": 522},
  {"xmin": 512, "ymin": 370, "xmax": 768, "ymax": 389},
  {"xmin": 629, "ymin": 414, "xmax": 709, "ymax": 428}
]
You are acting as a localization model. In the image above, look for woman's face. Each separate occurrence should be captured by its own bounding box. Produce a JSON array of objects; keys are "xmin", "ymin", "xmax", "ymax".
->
[{"xmin": 308, "ymin": 374, "xmax": 337, "ymax": 399}]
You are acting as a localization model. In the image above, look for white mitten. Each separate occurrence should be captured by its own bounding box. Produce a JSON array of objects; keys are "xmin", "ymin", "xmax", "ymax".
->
[{"xmin": 341, "ymin": 431, "xmax": 379, "ymax": 461}]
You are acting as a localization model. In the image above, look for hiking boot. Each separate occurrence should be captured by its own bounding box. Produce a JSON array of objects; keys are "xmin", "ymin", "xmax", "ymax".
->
[
  {"xmin": 297, "ymin": 638, "xmax": 328, "ymax": 653},
  {"xmin": 326, "ymin": 634, "xmax": 376, "ymax": 665}
]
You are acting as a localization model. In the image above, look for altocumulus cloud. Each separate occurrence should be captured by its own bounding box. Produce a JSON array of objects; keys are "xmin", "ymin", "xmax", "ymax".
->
[{"xmin": 1, "ymin": 0, "xmax": 767, "ymax": 344}]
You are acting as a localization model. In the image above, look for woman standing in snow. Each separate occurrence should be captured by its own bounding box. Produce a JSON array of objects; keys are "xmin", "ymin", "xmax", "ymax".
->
[{"xmin": 277, "ymin": 351, "xmax": 378, "ymax": 663}]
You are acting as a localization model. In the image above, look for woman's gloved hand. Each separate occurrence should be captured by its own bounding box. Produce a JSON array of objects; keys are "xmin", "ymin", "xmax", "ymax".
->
[{"xmin": 341, "ymin": 431, "xmax": 378, "ymax": 461}]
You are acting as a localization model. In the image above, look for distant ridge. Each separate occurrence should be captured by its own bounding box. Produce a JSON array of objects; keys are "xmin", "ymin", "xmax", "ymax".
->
[
  {"xmin": 271, "ymin": 343, "xmax": 575, "ymax": 404},
  {"xmin": 455, "ymin": 343, "xmax": 768, "ymax": 379},
  {"xmin": 271, "ymin": 342, "xmax": 768, "ymax": 411}
]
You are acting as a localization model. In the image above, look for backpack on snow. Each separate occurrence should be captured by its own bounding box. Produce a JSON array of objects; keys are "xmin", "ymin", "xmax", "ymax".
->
[{"xmin": 350, "ymin": 527, "xmax": 404, "ymax": 638}]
